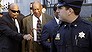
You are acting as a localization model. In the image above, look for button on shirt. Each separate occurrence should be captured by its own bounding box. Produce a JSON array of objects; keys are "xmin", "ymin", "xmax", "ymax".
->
[{"xmin": 33, "ymin": 14, "xmax": 42, "ymax": 41}]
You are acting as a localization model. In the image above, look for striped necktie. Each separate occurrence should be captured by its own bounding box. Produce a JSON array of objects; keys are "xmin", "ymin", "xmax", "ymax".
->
[{"xmin": 37, "ymin": 17, "xmax": 42, "ymax": 42}]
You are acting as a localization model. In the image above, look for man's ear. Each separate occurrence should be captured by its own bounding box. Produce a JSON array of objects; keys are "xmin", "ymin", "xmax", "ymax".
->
[
  {"xmin": 68, "ymin": 8, "xmax": 74, "ymax": 15},
  {"xmin": 41, "ymin": 5, "xmax": 43, "ymax": 9}
]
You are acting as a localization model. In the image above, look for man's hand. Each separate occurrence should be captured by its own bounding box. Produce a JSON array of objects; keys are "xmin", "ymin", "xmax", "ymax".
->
[{"xmin": 23, "ymin": 34, "xmax": 33, "ymax": 40}]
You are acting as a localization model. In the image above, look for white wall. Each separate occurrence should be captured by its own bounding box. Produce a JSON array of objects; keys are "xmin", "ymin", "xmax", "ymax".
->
[
  {"xmin": 86, "ymin": 0, "xmax": 92, "ymax": 3},
  {"xmin": 16, "ymin": 0, "xmax": 34, "ymax": 16},
  {"xmin": 88, "ymin": 0, "xmax": 92, "ymax": 3}
]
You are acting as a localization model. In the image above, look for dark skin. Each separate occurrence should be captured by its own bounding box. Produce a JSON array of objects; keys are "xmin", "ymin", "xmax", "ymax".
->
[
  {"xmin": 8, "ymin": 3, "xmax": 19, "ymax": 19},
  {"xmin": 32, "ymin": 1, "xmax": 42, "ymax": 18}
]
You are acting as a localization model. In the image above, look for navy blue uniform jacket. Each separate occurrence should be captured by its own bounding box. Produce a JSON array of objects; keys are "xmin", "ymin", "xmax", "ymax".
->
[
  {"xmin": 41, "ymin": 18, "xmax": 59, "ymax": 52},
  {"xmin": 54, "ymin": 17, "xmax": 92, "ymax": 52}
]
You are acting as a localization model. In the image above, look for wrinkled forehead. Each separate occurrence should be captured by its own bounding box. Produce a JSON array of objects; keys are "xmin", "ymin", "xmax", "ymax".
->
[{"xmin": 32, "ymin": 4, "xmax": 42, "ymax": 10}]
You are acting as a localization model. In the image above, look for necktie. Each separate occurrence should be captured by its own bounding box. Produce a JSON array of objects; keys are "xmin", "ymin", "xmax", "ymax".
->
[
  {"xmin": 37, "ymin": 17, "xmax": 42, "ymax": 42},
  {"xmin": 14, "ymin": 19, "xmax": 20, "ymax": 33}
]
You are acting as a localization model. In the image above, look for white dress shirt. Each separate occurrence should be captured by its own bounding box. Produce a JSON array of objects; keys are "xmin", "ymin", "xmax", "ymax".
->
[
  {"xmin": 33, "ymin": 14, "xmax": 42, "ymax": 41},
  {"xmin": 14, "ymin": 19, "xmax": 20, "ymax": 33}
]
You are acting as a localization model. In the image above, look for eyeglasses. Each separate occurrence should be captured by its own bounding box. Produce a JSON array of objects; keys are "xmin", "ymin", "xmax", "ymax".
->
[{"xmin": 10, "ymin": 9, "xmax": 20, "ymax": 13}]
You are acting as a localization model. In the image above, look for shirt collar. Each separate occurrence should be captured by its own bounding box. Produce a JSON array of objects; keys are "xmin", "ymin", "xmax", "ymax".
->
[
  {"xmin": 63, "ymin": 16, "xmax": 81, "ymax": 28},
  {"xmin": 33, "ymin": 14, "xmax": 42, "ymax": 23},
  {"xmin": 33, "ymin": 14, "xmax": 42, "ymax": 19},
  {"xmin": 54, "ymin": 16, "xmax": 59, "ymax": 24}
]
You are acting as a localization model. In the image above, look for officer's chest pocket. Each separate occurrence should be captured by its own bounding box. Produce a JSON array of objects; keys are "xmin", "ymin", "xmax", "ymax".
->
[
  {"xmin": 73, "ymin": 29, "xmax": 90, "ymax": 48},
  {"xmin": 77, "ymin": 37, "xmax": 90, "ymax": 47}
]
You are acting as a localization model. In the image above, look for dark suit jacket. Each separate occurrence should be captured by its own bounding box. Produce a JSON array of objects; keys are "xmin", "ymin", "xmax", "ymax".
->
[
  {"xmin": 22, "ymin": 13, "xmax": 52, "ymax": 52},
  {"xmin": 0, "ymin": 13, "xmax": 24, "ymax": 52},
  {"xmin": 41, "ymin": 18, "xmax": 58, "ymax": 52}
]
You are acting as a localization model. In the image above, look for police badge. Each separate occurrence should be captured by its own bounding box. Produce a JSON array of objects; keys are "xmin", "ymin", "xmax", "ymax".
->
[
  {"xmin": 78, "ymin": 31, "xmax": 85, "ymax": 38},
  {"xmin": 55, "ymin": 33, "xmax": 60, "ymax": 40}
]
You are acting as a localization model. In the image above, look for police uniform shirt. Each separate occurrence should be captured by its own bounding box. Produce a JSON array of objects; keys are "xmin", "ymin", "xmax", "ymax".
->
[{"xmin": 54, "ymin": 17, "xmax": 92, "ymax": 52}]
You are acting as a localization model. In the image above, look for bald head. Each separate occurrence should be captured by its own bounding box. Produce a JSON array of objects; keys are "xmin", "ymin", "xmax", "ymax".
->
[
  {"xmin": 8, "ymin": 3, "xmax": 19, "ymax": 10},
  {"xmin": 8, "ymin": 3, "xmax": 20, "ymax": 19}
]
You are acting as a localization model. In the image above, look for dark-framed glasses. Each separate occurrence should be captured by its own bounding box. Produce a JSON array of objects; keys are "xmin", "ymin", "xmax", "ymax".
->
[{"xmin": 10, "ymin": 9, "xmax": 20, "ymax": 13}]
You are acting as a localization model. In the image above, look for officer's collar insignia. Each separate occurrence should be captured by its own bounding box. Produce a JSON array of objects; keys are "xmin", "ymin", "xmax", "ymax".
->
[
  {"xmin": 64, "ymin": 25, "xmax": 66, "ymax": 27},
  {"xmin": 78, "ymin": 31, "xmax": 85, "ymax": 38},
  {"xmin": 74, "ymin": 24, "xmax": 77, "ymax": 27}
]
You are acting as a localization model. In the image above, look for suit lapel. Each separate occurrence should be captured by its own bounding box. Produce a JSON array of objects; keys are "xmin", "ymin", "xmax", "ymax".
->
[
  {"xmin": 17, "ymin": 18, "xmax": 21, "ymax": 26},
  {"xmin": 7, "ymin": 14, "xmax": 16, "ymax": 27},
  {"xmin": 27, "ymin": 16, "xmax": 33, "ymax": 33},
  {"xmin": 42, "ymin": 13, "xmax": 47, "ymax": 28},
  {"xmin": 6, "ymin": 14, "xmax": 18, "ymax": 32}
]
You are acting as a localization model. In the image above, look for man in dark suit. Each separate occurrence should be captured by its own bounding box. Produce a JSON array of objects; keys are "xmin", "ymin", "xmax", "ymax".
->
[
  {"xmin": 0, "ymin": 3, "xmax": 32, "ymax": 52},
  {"xmin": 22, "ymin": 1, "xmax": 52, "ymax": 52},
  {"xmin": 41, "ymin": 4, "xmax": 60, "ymax": 52}
]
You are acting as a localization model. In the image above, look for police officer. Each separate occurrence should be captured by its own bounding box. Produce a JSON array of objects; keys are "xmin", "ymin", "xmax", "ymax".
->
[
  {"xmin": 41, "ymin": 3, "xmax": 59, "ymax": 52},
  {"xmin": 54, "ymin": 0, "xmax": 92, "ymax": 52}
]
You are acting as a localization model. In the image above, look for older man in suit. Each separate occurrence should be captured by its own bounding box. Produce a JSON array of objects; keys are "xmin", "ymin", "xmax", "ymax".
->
[
  {"xmin": 0, "ymin": 3, "xmax": 32, "ymax": 52},
  {"xmin": 23, "ymin": 1, "xmax": 52, "ymax": 52}
]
